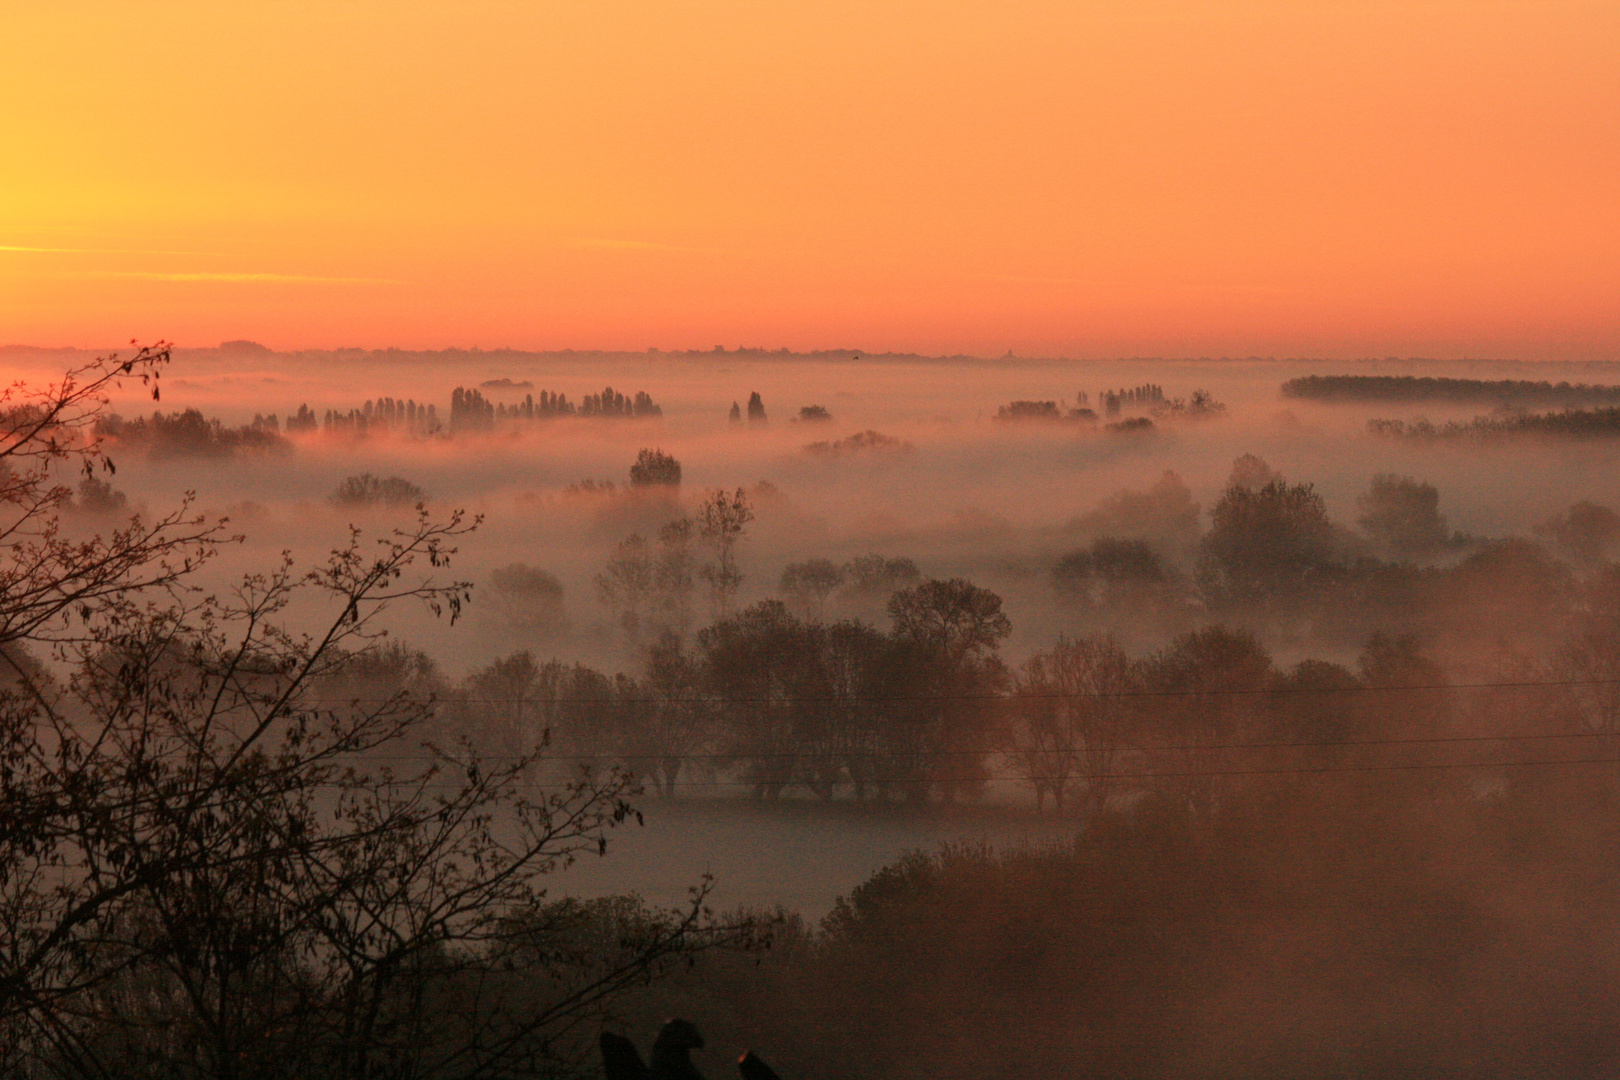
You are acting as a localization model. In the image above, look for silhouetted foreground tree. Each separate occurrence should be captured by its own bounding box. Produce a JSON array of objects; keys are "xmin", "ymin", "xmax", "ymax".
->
[
  {"xmin": 0, "ymin": 343, "xmax": 223, "ymax": 650},
  {"xmin": 0, "ymin": 349, "xmax": 754, "ymax": 1079}
]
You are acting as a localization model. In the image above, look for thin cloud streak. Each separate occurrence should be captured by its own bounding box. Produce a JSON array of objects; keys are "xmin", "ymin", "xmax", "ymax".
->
[
  {"xmin": 1, "ymin": 244, "xmax": 226, "ymax": 256},
  {"xmin": 74, "ymin": 270, "xmax": 407, "ymax": 285}
]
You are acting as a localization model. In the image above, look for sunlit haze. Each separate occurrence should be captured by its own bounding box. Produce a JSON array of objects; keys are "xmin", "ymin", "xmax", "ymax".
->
[
  {"xmin": 10, "ymin": 6, "xmax": 1620, "ymax": 1076},
  {"xmin": 4, "ymin": 0, "xmax": 1617, "ymax": 356}
]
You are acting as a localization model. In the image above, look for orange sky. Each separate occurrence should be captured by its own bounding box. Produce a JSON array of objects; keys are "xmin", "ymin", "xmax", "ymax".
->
[{"xmin": 3, "ymin": 0, "xmax": 1617, "ymax": 357}]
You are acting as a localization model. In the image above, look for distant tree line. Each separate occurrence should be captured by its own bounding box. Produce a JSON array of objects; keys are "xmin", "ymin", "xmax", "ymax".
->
[
  {"xmin": 802, "ymin": 431, "xmax": 913, "ymax": 456},
  {"xmin": 517, "ymin": 456, "xmax": 1620, "ymax": 810},
  {"xmin": 450, "ymin": 385, "xmax": 661, "ymax": 432},
  {"xmin": 1284, "ymin": 373, "xmax": 1620, "ymax": 406},
  {"xmin": 583, "ymin": 387, "xmax": 662, "ymax": 418},
  {"xmin": 994, "ymin": 385, "xmax": 1222, "ymax": 424},
  {"xmin": 254, "ymin": 400, "xmax": 439, "ymax": 437},
  {"xmin": 1369, "ymin": 407, "xmax": 1620, "ymax": 441},
  {"xmin": 326, "ymin": 395, "xmax": 439, "ymax": 435},
  {"xmin": 437, "ymin": 531, "xmax": 1620, "ymax": 816},
  {"xmin": 995, "ymin": 400, "xmax": 1096, "ymax": 423},
  {"xmin": 443, "ymin": 575, "xmax": 1012, "ymax": 805},
  {"xmin": 94, "ymin": 409, "xmax": 292, "ymax": 459},
  {"xmin": 1099, "ymin": 383, "xmax": 1165, "ymax": 415},
  {"xmin": 1048, "ymin": 455, "xmax": 1620, "ymax": 667}
]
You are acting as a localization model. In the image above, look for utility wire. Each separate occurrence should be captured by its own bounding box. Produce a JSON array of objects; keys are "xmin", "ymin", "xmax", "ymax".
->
[
  {"xmin": 353, "ymin": 726, "xmax": 1620, "ymax": 763},
  {"xmin": 299, "ymin": 674, "xmax": 1620, "ymax": 707},
  {"xmin": 342, "ymin": 751, "xmax": 1620, "ymax": 792}
]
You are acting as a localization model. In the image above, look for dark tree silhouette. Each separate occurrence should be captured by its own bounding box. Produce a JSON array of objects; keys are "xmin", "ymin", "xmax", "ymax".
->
[
  {"xmin": 630, "ymin": 448, "xmax": 683, "ymax": 487},
  {"xmin": 597, "ymin": 533, "xmax": 657, "ymax": 644},
  {"xmin": 330, "ymin": 472, "xmax": 427, "ymax": 507},
  {"xmin": 1357, "ymin": 473, "xmax": 1452, "ymax": 558},
  {"xmin": 95, "ymin": 407, "xmax": 292, "ymax": 459},
  {"xmin": 484, "ymin": 561, "xmax": 568, "ymax": 636},
  {"xmin": 701, "ymin": 601, "xmax": 822, "ymax": 801},
  {"xmin": 69, "ymin": 475, "xmax": 128, "ymax": 515},
  {"xmin": 1052, "ymin": 537, "xmax": 1171, "ymax": 609},
  {"xmin": 1537, "ymin": 501, "xmax": 1620, "ymax": 567},
  {"xmin": 779, "ymin": 558, "xmax": 845, "ymax": 620},
  {"xmin": 627, "ymin": 631, "xmax": 713, "ymax": 797},
  {"xmin": 698, "ymin": 489, "xmax": 754, "ymax": 617},
  {"xmin": 840, "ymin": 553, "xmax": 920, "ymax": 602},
  {"xmin": 1009, "ymin": 634, "xmax": 1135, "ymax": 812},
  {"xmin": 887, "ymin": 577, "xmax": 1011, "ymax": 665},
  {"xmin": 1137, "ymin": 625, "xmax": 1275, "ymax": 816},
  {"xmin": 884, "ymin": 579, "xmax": 1011, "ymax": 802},
  {"xmin": 1227, "ymin": 453, "xmax": 1277, "ymax": 490},
  {"xmin": 802, "ymin": 430, "xmax": 913, "ymax": 456},
  {"xmin": 1196, "ymin": 477, "xmax": 1335, "ymax": 606},
  {"xmin": 1068, "ymin": 470, "xmax": 1201, "ymax": 556}
]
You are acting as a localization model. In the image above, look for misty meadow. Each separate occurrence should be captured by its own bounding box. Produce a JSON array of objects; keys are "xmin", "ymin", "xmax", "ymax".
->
[{"xmin": 2, "ymin": 343, "xmax": 1620, "ymax": 1078}]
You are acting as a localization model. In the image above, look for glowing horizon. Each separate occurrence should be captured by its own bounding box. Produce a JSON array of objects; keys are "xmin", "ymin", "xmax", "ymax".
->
[{"xmin": 3, "ymin": 0, "xmax": 1616, "ymax": 358}]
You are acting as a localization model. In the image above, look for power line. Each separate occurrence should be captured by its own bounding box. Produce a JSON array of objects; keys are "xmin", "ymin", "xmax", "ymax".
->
[
  {"xmin": 301, "ymin": 674, "xmax": 1620, "ymax": 707},
  {"xmin": 355, "ymin": 751, "xmax": 1620, "ymax": 792},
  {"xmin": 354, "ymin": 726, "xmax": 1620, "ymax": 763}
]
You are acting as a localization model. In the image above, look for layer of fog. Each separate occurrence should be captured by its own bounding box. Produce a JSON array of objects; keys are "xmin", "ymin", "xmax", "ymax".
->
[
  {"xmin": 37, "ymin": 347, "xmax": 1620, "ymax": 672},
  {"xmin": 16, "ymin": 346, "xmax": 1620, "ymax": 912}
]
